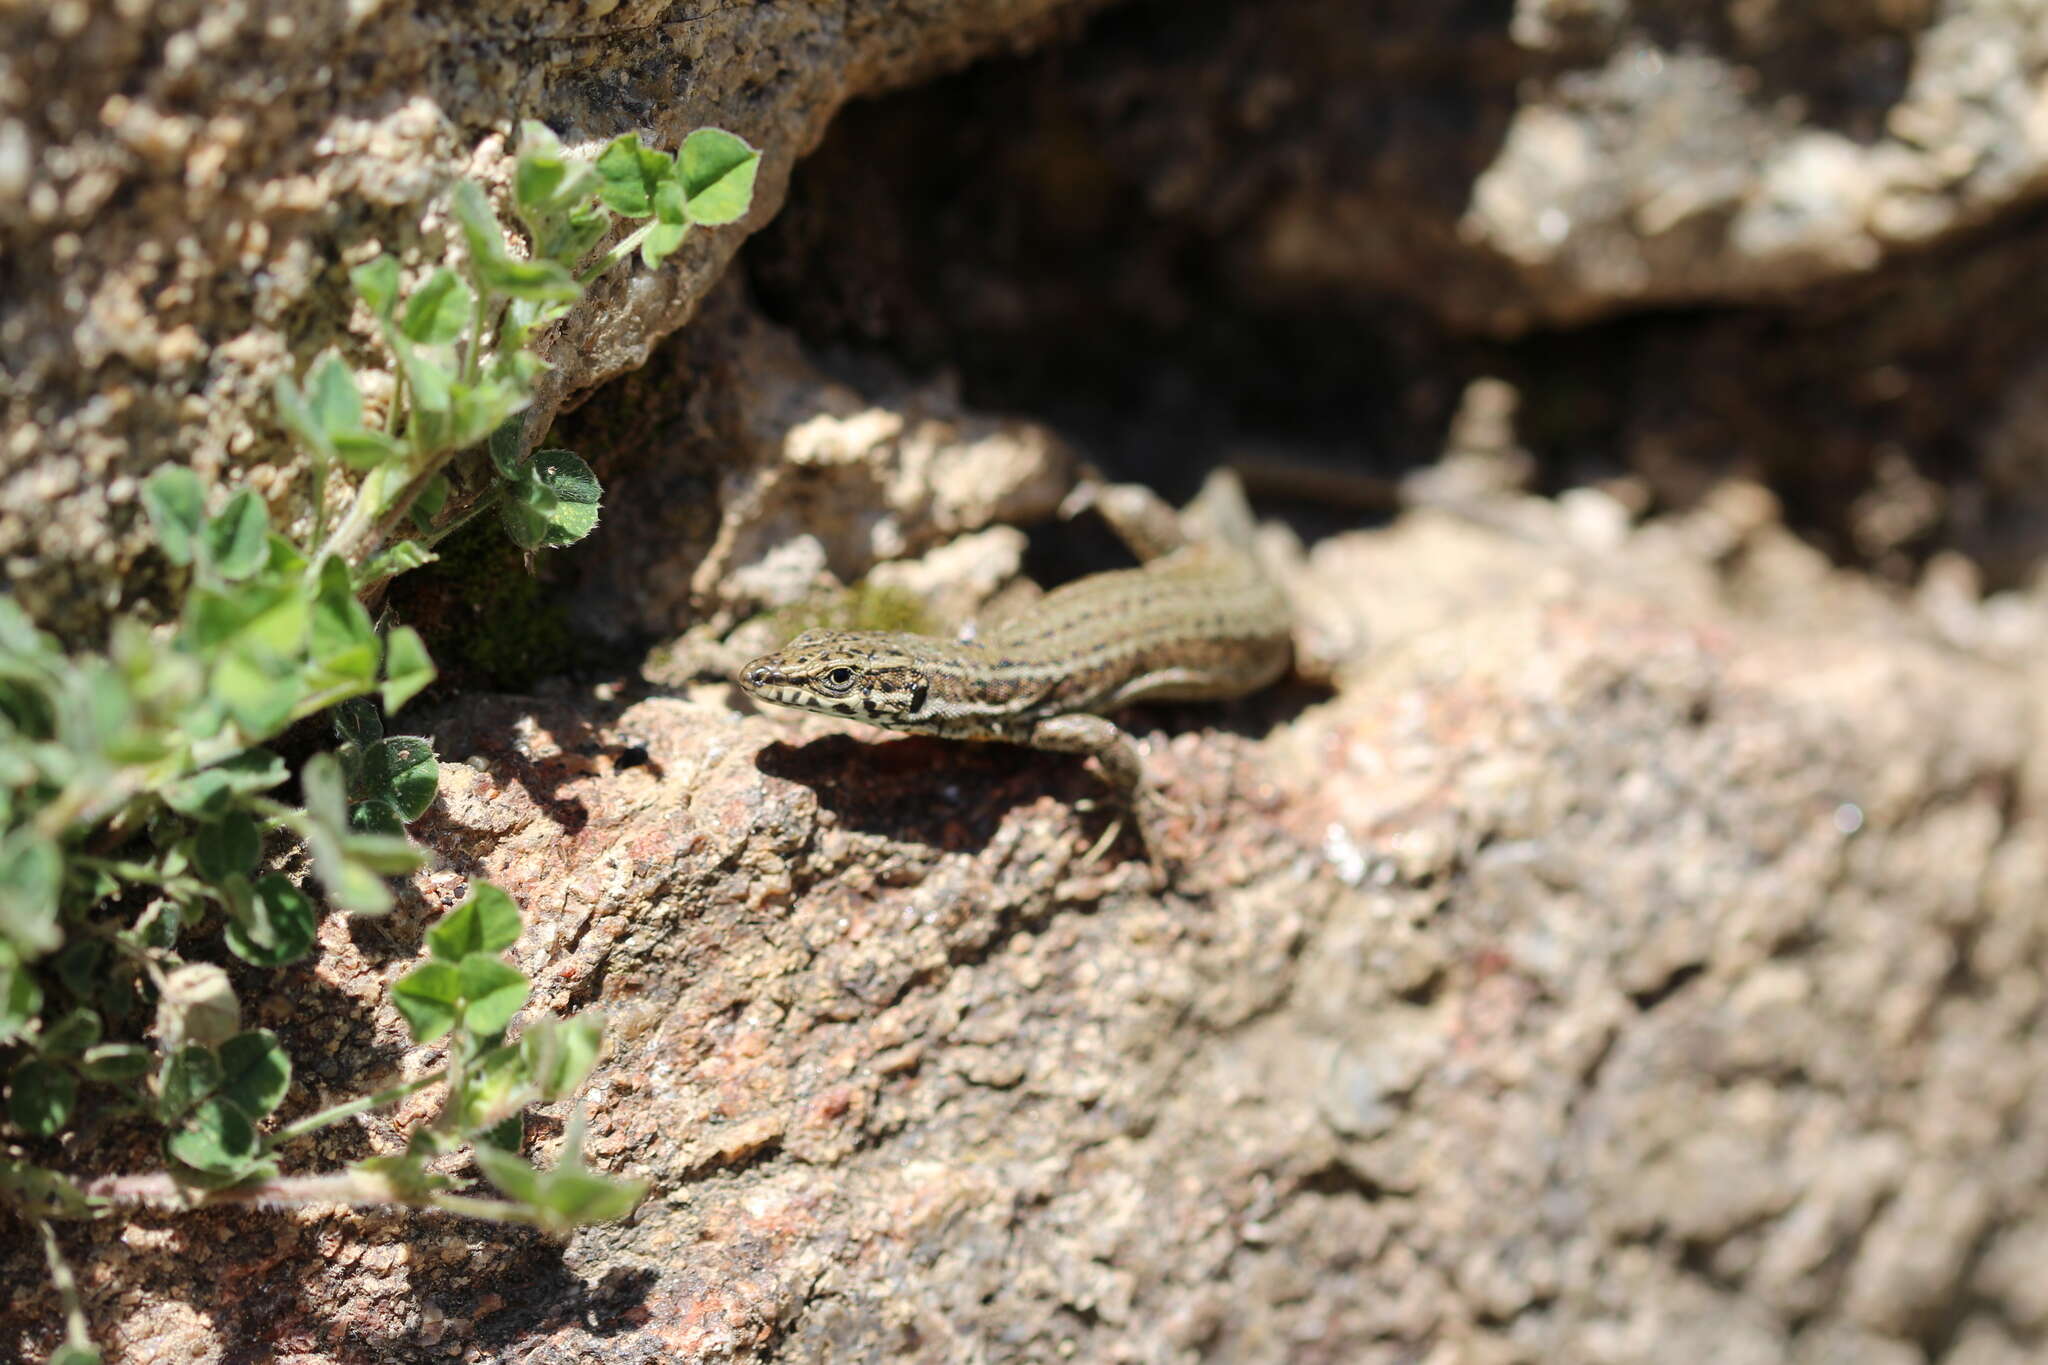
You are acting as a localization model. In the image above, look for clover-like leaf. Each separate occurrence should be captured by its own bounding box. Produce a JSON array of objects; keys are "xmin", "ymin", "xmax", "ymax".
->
[
  {"xmin": 401, "ymin": 267, "xmax": 474, "ymax": 345},
  {"xmin": 522, "ymin": 1013, "xmax": 605, "ymax": 1101},
  {"xmin": 0, "ymin": 831, "xmax": 61, "ymax": 957},
  {"xmin": 640, "ymin": 217, "xmax": 688, "ymax": 269},
  {"xmin": 409, "ymin": 475, "xmax": 450, "ymax": 534},
  {"xmin": 333, "ymin": 426, "xmax": 404, "ymax": 471},
  {"xmin": 310, "ymin": 554, "xmax": 379, "ymax": 684},
  {"xmin": 503, "ymin": 449, "xmax": 602, "ymax": 550},
  {"xmin": 452, "ymin": 179, "xmax": 582, "ymax": 302},
  {"xmin": 678, "ymin": 128, "xmax": 760, "ymax": 226},
  {"xmin": 218, "ymin": 1028, "xmax": 292, "ymax": 1120},
  {"xmin": 348, "ymin": 798, "xmax": 404, "ymax": 836},
  {"xmin": 8, "ymin": 1059, "xmax": 76, "ymax": 1137},
  {"xmin": 381, "ymin": 626, "xmax": 435, "ymax": 713},
  {"xmin": 474, "ymin": 1116, "xmax": 647, "ymax": 1231},
  {"xmin": 223, "ymin": 873, "xmax": 318, "ymax": 968},
  {"xmin": 156, "ymin": 1043, "xmax": 221, "ymax": 1123},
  {"xmin": 353, "ymin": 735, "xmax": 438, "ymax": 822},
  {"xmin": 594, "ymin": 133, "xmax": 669, "ymax": 217},
  {"xmin": 426, "ymin": 882, "xmax": 522, "ymax": 962},
  {"xmin": 351, "ymin": 254, "xmax": 401, "ymax": 318},
  {"xmin": 210, "ymin": 641, "xmax": 302, "ymax": 737},
  {"xmin": 80, "ymin": 1042, "xmax": 154, "ymax": 1083},
  {"xmin": 332, "ymin": 696, "xmax": 382, "ymax": 749},
  {"xmin": 274, "ymin": 371, "xmax": 332, "ymax": 464},
  {"xmin": 0, "ymin": 957, "xmax": 45, "ymax": 1046},
  {"xmin": 341, "ymin": 830, "xmax": 423, "ymax": 876},
  {"xmin": 38, "ymin": 1008, "xmax": 100, "ymax": 1058},
  {"xmin": 391, "ymin": 960, "xmax": 462, "ymax": 1043},
  {"xmin": 456, "ymin": 953, "xmax": 530, "ymax": 1037},
  {"xmin": 487, "ymin": 415, "xmax": 529, "ymax": 479},
  {"xmin": 306, "ymin": 351, "xmax": 362, "ymax": 436},
  {"xmin": 200, "ymin": 489, "xmax": 270, "ymax": 581},
  {"xmin": 166, "ymin": 1095, "xmax": 260, "ymax": 1175},
  {"xmin": 359, "ymin": 540, "xmax": 437, "ymax": 587},
  {"xmin": 141, "ymin": 466, "xmax": 206, "ymax": 566},
  {"xmin": 193, "ymin": 810, "xmax": 260, "ymax": 882}
]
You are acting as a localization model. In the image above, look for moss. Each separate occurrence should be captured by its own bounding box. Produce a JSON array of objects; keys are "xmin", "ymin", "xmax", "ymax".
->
[
  {"xmin": 764, "ymin": 580, "xmax": 937, "ymax": 641},
  {"xmin": 383, "ymin": 513, "xmax": 583, "ymax": 694}
]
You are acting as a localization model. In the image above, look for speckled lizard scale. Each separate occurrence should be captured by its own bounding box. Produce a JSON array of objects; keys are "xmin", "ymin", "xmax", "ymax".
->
[{"xmin": 738, "ymin": 476, "xmax": 1293, "ymax": 867}]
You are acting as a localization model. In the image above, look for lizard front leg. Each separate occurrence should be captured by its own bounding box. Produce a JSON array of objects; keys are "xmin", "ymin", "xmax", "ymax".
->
[{"xmin": 1024, "ymin": 713, "xmax": 1177, "ymax": 874}]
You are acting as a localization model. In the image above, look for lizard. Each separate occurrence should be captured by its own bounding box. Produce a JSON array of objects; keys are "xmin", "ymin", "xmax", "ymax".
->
[{"xmin": 736, "ymin": 470, "xmax": 1294, "ymax": 870}]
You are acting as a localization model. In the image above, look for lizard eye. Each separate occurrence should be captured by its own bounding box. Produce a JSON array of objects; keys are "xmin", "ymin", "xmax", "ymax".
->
[{"xmin": 822, "ymin": 666, "xmax": 857, "ymax": 692}]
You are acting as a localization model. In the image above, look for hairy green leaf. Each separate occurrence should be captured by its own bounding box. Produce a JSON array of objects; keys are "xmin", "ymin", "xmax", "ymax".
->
[
  {"xmin": 8, "ymin": 1059, "xmax": 75, "ymax": 1137},
  {"xmin": 523, "ymin": 1014, "xmax": 605, "ymax": 1100},
  {"xmin": 224, "ymin": 873, "xmax": 318, "ymax": 967},
  {"xmin": 332, "ymin": 427, "xmax": 405, "ymax": 471},
  {"xmin": 426, "ymin": 882, "xmax": 521, "ymax": 962},
  {"xmin": 410, "ymin": 475, "xmax": 450, "ymax": 533},
  {"xmin": 0, "ymin": 957, "xmax": 45, "ymax": 1047},
  {"xmin": 449, "ymin": 376, "xmax": 527, "ymax": 449},
  {"xmin": 380, "ymin": 626, "xmax": 435, "ymax": 713},
  {"xmin": 156, "ymin": 1043, "xmax": 221, "ymax": 1122},
  {"xmin": 474, "ymin": 1129, "xmax": 647, "ymax": 1231},
  {"xmin": 218, "ymin": 1029, "xmax": 292, "ymax": 1120},
  {"xmin": 167, "ymin": 1096, "xmax": 260, "ymax": 1175},
  {"xmin": 359, "ymin": 540, "xmax": 437, "ymax": 587},
  {"xmin": 0, "ymin": 831, "xmax": 62, "ymax": 957},
  {"xmin": 332, "ymin": 697, "xmax": 382, "ymax": 749},
  {"xmin": 351, "ymin": 254, "xmax": 401, "ymax": 318},
  {"xmin": 594, "ymin": 133, "xmax": 668, "ymax": 217},
  {"xmin": 141, "ymin": 467, "xmax": 206, "ymax": 566},
  {"xmin": 306, "ymin": 351, "xmax": 362, "ymax": 437},
  {"xmin": 301, "ymin": 751, "xmax": 349, "ymax": 839},
  {"xmin": 201, "ymin": 490, "xmax": 270, "ymax": 581},
  {"xmin": 193, "ymin": 810, "xmax": 261, "ymax": 882},
  {"xmin": 401, "ymin": 267, "xmax": 474, "ymax": 345},
  {"xmin": 535, "ymin": 449, "xmax": 602, "ymax": 547},
  {"xmin": 340, "ymin": 830, "xmax": 424, "ymax": 876},
  {"xmin": 211, "ymin": 643, "xmax": 302, "ymax": 737},
  {"xmin": 356, "ymin": 735, "xmax": 438, "ymax": 821},
  {"xmin": 641, "ymin": 217, "xmax": 688, "ymax": 269},
  {"xmin": 38, "ymin": 1008, "xmax": 100, "ymax": 1058},
  {"xmin": 347, "ymin": 797, "xmax": 405, "ymax": 836},
  {"xmin": 310, "ymin": 554, "xmax": 379, "ymax": 683},
  {"xmin": 391, "ymin": 960, "xmax": 462, "ymax": 1043},
  {"xmin": 457, "ymin": 953, "xmax": 530, "ymax": 1037},
  {"xmin": 679, "ymin": 128, "xmax": 760, "ymax": 226},
  {"xmin": 274, "ymin": 371, "xmax": 333, "ymax": 464},
  {"xmin": 487, "ymin": 416, "xmax": 528, "ymax": 478},
  {"xmin": 80, "ymin": 1042, "xmax": 154, "ymax": 1083}
]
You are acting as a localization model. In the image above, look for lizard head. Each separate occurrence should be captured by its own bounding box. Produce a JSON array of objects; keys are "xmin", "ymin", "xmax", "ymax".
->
[{"xmin": 739, "ymin": 630, "xmax": 935, "ymax": 728}]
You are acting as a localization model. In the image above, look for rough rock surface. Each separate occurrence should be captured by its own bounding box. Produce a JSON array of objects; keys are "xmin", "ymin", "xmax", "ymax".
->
[
  {"xmin": 0, "ymin": 0, "xmax": 1111, "ymax": 631},
  {"xmin": 747, "ymin": 0, "xmax": 2048, "ymax": 577},
  {"xmin": 9, "ymin": 2, "xmax": 2048, "ymax": 1362},
  {"xmin": 7, "ymin": 474, "xmax": 2046, "ymax": 1362}
]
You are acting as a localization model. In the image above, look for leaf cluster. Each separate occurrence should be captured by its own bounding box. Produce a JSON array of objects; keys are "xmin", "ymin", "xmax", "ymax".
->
[{"xmin": 0, "ymin": 118, "xmax": 747, "ymax": 1363}]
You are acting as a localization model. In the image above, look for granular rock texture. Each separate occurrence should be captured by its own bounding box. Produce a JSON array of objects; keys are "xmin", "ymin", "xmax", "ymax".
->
[
  {"xmin": 0, "ymin": 0, "xmax": 1111, "ymax": 632},
  {"xmin": 8, "ymin": 2, "xmax": 2048, "ymax": 1362},
  {"xmin": 6, "ymin": 483, "xmax": 2044, "ymax": 1363}
]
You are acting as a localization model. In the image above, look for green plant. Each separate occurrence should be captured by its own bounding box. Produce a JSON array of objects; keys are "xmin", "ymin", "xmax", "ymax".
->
[{"xmin": 0, "ymin": 121, "xmax": 759, "ymax": 1362}]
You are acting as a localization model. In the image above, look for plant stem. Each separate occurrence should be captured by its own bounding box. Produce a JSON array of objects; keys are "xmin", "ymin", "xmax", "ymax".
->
[
  {"xmin": 36, "ymin": 1218, "xmax": 96, "ymax": 1355},
  {"xmin": 578, "ymin": 222, "xmax": 655, "ymax": 285},
  {"xmin": 264, "ymin": 1070, "xmax": 442, "ymax": 1150}
]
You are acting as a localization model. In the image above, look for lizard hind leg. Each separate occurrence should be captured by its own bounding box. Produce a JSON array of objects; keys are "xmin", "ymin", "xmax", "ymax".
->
[{"xmin": 1026, "ymin": 713, "xmax": 1176, "ymax": 876}]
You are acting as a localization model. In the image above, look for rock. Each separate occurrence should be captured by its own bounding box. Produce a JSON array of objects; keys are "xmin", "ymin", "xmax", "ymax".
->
[
  {"xmin": 0, "ymin": 0, "xmax": 1112, "ymax": 633},
  {"xmin": 11, "ymin": 469, "xmax": 2046, "ymax": 1361}
]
